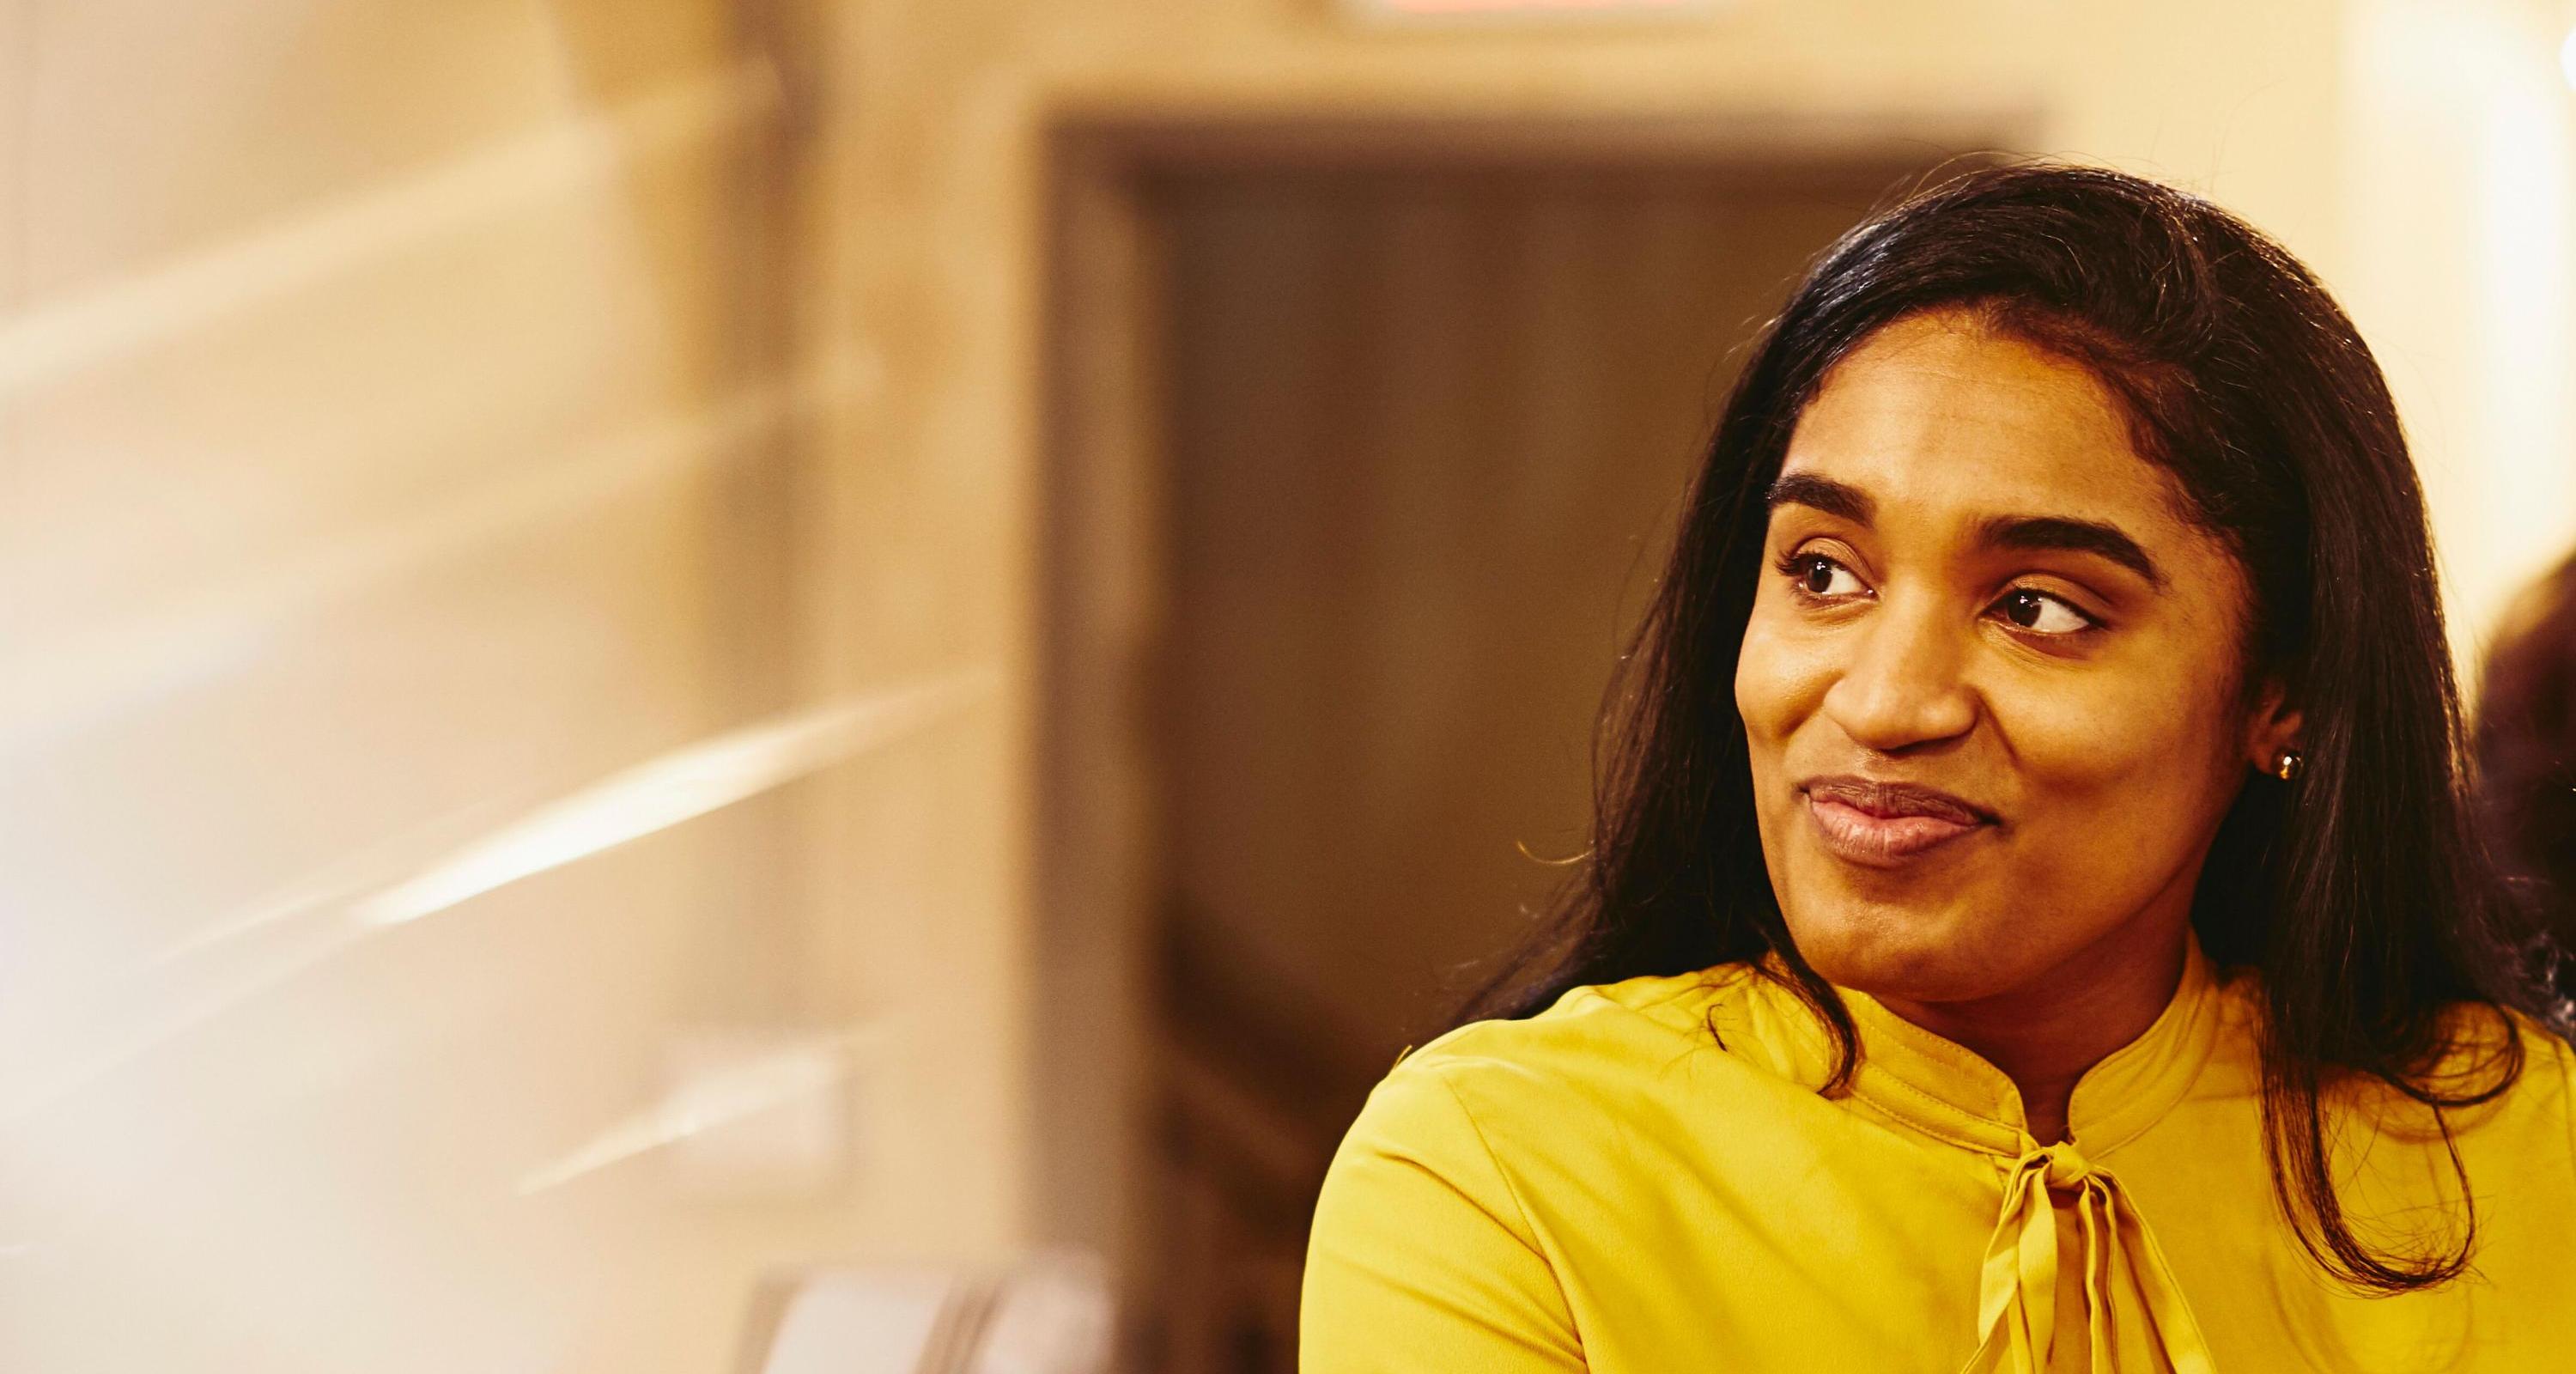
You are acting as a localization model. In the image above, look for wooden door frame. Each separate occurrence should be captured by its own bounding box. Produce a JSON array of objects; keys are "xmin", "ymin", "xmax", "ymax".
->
[{"xmin": 1030, "ymin": 101, "xmax": 2034, "ymax": 1316}]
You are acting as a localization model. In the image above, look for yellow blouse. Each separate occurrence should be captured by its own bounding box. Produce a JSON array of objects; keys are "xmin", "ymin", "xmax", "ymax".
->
[{"xmin": 1300, "ymin": 940, "xmax": 2576, "ymax": 1371}]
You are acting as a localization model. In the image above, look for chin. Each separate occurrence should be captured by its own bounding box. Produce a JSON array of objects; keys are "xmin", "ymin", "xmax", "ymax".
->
[{"xmin": 1783, "ymin": 900, "xmax": 2019, "ymax": 1005}]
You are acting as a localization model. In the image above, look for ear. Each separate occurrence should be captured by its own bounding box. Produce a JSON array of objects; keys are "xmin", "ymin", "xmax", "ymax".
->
[{"xmin": 2243, "ymin": 677, "xmax": 2305, "ymax": 775}]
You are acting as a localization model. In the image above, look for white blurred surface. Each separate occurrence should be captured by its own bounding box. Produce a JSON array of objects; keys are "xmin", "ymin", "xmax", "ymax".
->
[{"xmin": 744, "ymin": 1256, "xmax": 1112, "ymax": 1374}]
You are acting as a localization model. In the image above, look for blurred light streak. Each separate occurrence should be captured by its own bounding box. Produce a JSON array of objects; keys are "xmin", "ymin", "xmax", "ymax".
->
[
  {"xmin": 514, "ymin": 1030, "xmax": 872, "ymax": 1196},
  {"xmin": 0, "ymin": 356, "xmax": 868, "ymax": 756},
  {"xmin": 0, "ymin": 672, "xmax": 987, "ymax": 1122},
  {"xmin": 0, "ymin": 58, "xmax": 781, "ymax": 398},
  {"xmin": 0, "ymin": 802, "xmax": 506, "ymax": 1094},
  {"xmin": 0, "ymin": 912, "xmax": 370, "ymax": 1126},
  {"xmin": 355, "ymin": 671, "xmax": 989, "ymax": 927},
  {"xmin": 152, "ymin": 803, "xmax": 513, "ymax": 964},
  {"xmin": 2561, "ymin": 25, "xmax": 2576, "ymax": 91}
]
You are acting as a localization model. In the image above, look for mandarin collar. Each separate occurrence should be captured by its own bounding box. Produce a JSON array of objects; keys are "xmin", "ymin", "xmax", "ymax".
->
[
  {"xmin": 1753, "ymin": 933, "xmax": 2226, "ymax": 1159},
  {"xmin": 1722, "ymin": 936, "xmax": 2231, "ymax": 1373}
]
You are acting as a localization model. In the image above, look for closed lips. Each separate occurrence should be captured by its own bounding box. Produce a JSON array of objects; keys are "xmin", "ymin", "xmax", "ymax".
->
[
  {"xmin": 1800, "ymin": 776, "xmax": 1996, "ymax": 825},
  {"xmin": 1798, "ymin": 775, "xmax": 1996, "ymax": 865}
]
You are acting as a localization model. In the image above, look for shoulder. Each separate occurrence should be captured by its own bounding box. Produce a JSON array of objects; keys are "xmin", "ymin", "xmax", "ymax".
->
[
  {"xmin": 2257, "ymin": 990, "xmax": 2576, "ymax": 1175},
  {"xmin": 1390, "ymin": 967, "xmax": 1744, "ymax": 1098},
  {"xmin": 2467, "ymin": 1004, "xmax": 2576, "ymax": 1140},
  {"xmin": 2203, "ymin": 969, "xmax": 2576, "ymax": 1111},
  {"xmin": 2410, "ymin": 1006, "xmax": 2576, "ymax": 1247},
  {"xmin": 1340, "ymin": 964, "xmax": 1808, "ymax": 1172},
  {"xmin": 2499, "ymin": 1008, "xmax": 2576, "ymax": 1197},
  {"xmin": 2409, "ymin": 1000, "xmax": 2576, "ymax": 1120}
]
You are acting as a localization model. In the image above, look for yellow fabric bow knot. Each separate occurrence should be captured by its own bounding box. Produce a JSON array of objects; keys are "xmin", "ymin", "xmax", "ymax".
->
[{"xmin": 1959, "ymin": 1142, "xmax": 2219, "ymax": 1374}]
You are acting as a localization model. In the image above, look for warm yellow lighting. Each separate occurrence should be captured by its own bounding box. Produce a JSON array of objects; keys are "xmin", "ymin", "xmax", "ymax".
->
[
  {"xmin": 516, "ymin": 1030, "xmax": 871, "ymax": 1196},
  {"xmin": 0, "ymin": 672, "xmax": 986, "ymax": 1123},
  {"xmin": 1347, "ymin": 0, "xmax": 1715, "ymax": 21},
  {"xmin": 1386, "ymin": 0, "xmax": 1688, "ymax": 8},
  {"xmin": 354, "ymin": 672, "xmax": 991, "ymax": 927},
  {"xmin": 0, "ymin": 59, "xmax": 779, "ymax": 398},
  {"xmin": 2562, "ymin": 24, "xmax": 2576, "ymax": 90},
  {"xmin": 0, "ymin": 360, "xmax": 861, "ymax": 757}
]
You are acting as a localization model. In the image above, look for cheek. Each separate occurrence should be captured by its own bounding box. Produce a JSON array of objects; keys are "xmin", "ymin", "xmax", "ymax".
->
[
  {"xmin": 1734, "ymin": 602, "xmax": 1834, "ymax": 760},
  {"xmin": 1991, "ymin": 656, "xmax": 2245, "ymax": 834}
]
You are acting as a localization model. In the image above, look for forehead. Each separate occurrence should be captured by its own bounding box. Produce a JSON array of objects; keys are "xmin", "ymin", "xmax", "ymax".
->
[{"xmin": 1781, "ymin": 312, "xmax": 2186, "ymax": 534}]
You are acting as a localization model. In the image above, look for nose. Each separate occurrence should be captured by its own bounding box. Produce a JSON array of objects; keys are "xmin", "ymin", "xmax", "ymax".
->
[{"xmin": 1819, "ymin": 595, "xmax": 1979, "ymax": 753}]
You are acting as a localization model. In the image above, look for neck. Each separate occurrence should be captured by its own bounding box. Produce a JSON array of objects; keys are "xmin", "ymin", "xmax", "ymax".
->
[{"xmin": 1874, "ymin": 915, "xmax": 2192, "ymax": 1145}]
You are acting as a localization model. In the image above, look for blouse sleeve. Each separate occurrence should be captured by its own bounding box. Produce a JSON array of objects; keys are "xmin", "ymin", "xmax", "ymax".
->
[{"xmin": 1298, "ymin": 1058, "xmax": 1585, "ymax": 1372}]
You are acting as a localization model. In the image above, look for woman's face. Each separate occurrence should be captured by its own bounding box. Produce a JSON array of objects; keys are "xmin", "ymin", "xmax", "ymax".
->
[{"xmin": 1735, "ymin": 310, "xmax": 2296, "ymax": 1006}]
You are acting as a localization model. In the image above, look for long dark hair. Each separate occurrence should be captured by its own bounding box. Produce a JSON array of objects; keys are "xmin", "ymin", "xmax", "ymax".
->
[{"xmin": 1461, "ymin": 163, "xmax": 2564, "ymax": 1292}]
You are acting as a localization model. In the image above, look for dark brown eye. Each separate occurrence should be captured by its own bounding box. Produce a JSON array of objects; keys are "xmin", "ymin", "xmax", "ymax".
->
[
  {"xmin": 1778, "ymin": 552, "xmax": 1864, "ymax": 599},
  {"xmin": 1996, "ymin": 588, "xmax": 2093, "ymax": 635}
]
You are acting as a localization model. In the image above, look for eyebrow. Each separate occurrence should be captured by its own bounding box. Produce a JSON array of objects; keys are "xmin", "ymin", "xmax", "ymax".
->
[
  {"xmin": 1765, "ymin": 472, "xmax": 2166, "ymax": 588},
  {"xmin": 1765, "ymin": 472, "xmax": 1874, "ymax": 524},
  {"xmin": 1975, "ymin": 514, "xmax": 2165, "ymax": 587}
]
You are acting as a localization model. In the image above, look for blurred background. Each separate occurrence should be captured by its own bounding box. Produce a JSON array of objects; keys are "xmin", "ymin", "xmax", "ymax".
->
[{"xmin": 1, "ymin": 1, "xmax": 2573, "ymax": 1371}]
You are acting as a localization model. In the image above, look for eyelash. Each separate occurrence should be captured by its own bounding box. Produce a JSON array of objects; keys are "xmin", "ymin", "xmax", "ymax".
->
[{"xmin": 1771, "ymin": 550, "xmax": 2104, "ymax": 636}]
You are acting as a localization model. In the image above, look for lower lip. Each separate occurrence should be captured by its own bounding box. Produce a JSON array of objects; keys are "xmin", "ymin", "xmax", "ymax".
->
[{"xmin": 1803, "ymin": 794, "xmax": 1988, "ymax": 867}]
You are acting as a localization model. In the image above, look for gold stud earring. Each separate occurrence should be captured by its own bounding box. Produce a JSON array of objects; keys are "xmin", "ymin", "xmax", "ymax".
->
[{"xmin": 2273, "ymin": 750, "xmax": 2305, "ymax": 781}]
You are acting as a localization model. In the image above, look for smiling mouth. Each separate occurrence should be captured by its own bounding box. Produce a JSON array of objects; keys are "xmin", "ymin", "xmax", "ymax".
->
[{"xmin": 1797, "ymin": 775, "xmax": 1999, "ymax": 867}]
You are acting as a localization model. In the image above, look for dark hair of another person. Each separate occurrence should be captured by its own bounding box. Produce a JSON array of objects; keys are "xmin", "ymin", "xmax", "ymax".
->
[
  {"xmin": 2476, "ymin": 551, "xmax": 2576, "ymax": 990},
  {"xmin": 1459, "ymin": 163, "xmax": 2567, "ymax": 1293}
]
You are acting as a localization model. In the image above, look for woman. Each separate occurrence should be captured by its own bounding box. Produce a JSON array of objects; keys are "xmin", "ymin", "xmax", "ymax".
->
[{"xmin": 1298, "ymin": 165, "xmax": 2576, "ymax": 1373}]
